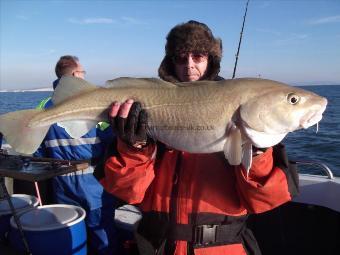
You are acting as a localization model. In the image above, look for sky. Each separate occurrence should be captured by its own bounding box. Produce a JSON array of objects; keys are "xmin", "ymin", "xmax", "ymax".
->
[{"xmin": 0, "ymin": 0, "xmax": 340, "ymax": 90}]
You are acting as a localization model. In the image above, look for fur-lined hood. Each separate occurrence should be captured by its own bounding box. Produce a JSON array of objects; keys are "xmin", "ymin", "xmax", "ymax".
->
[{"xmin": 158, "ymin": 20, "xmax": 222, "ymax": 82}]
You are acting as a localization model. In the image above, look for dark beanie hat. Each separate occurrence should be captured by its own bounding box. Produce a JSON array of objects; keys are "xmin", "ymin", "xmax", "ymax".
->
[{"xmin": 158, "ymin": 20, "xmax": 222, "ymax": 82}]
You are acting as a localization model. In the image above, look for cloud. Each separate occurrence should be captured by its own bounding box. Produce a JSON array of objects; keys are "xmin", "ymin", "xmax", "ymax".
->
[
  {"xmin": 258, "ymin": 1, "xmax": 272, "ymax": 9},
  {"xmin": 15, "ymin": 15, "xmax": 29, "ymax": 20},
  {"xmin": 274, "ymin": 33, "xmax": 308, "ymax": 46},
  {"xmin": 68, "ymin": 18, "xmax": 115, "ymax": 24},
  {"xmin": 255, "ymin": 29, "xmax": 308, "ymax": 45},
  {"xmin": 308, "ymin": 15, "xmax": 340, "ymax": 25},
  {"xmin": 68, "ymin": 16, "xmax": 146, "ymax": 26},
  {"xmin": 36, "ymin": 49, "xmax": 56, "ymax": 56},
  {"xmin": 121, "ymin": 16, "xmax": 146, "ymax": 25},
  {"xmin": 47, "ymin": 49, "xmax": 56, "ymax": 55},
  {"xmin": 20, "ymin": 49, "xmax": 57, "ymax": 58},
  {"xmin": 256, "ymin": 28, "xmax": 281, "ymax": 36}
]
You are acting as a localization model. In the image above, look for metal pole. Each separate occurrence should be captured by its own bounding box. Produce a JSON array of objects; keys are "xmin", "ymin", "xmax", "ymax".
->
[{"xmin": 232, "ymin": 0, "xmax": 250, "ymax": 79}]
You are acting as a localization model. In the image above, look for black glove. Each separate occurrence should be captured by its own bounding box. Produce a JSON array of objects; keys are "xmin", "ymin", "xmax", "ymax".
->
[{"xmin": 110, "ymin": 102, "xmax": 149, "ymax": 149}]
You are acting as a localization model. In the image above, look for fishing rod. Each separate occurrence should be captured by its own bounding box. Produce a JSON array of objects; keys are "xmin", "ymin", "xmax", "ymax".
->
[{"xmin": 232, "ymin": 0, "xmax": 250, "ymax": 79}]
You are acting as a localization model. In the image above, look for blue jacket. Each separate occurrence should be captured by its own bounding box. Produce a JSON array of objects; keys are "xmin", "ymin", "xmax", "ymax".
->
[{"xmin": 34, "ymin": 97, "xmax": 115, "ymax": 210}]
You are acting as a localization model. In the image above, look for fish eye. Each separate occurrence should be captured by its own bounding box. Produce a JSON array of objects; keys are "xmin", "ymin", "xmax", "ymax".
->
[{"xmin": 287, "ymin": 93, "xmax": 300, "ymax": 105}]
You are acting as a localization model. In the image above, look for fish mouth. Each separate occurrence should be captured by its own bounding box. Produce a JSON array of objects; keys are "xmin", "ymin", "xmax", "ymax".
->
[
  {"xmin": 300, "ymin": 112, "xmax": 323, "ymax": 129},
  {"xmin": 299, "ymin": 103, "xmax": 327, "ymax": 129}
]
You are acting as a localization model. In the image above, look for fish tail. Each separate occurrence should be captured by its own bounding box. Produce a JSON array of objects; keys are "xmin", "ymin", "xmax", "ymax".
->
[{"xmin": 0, "ymin": 109, "xmax": 50, "ymax": 154}]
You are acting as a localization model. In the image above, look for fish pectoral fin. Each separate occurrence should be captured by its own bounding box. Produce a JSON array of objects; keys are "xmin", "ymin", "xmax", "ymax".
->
[
  {"xmin": 52, "ymin": 76, "xmax": 97, "ymax": 105},
  {"xmin": 0, "ymin": 109, "xmax": 50, "ymax": 154},
  {"xmin": 241, "ymin": 141, "xmax": 253, "ymax": 177},
  {"xmin": 57, "ymin": 120, "xmax": 98, "ymax": 138},
  {"xmin": 224, "ymin": 125, "xmax": 242, "ymax": 165}
]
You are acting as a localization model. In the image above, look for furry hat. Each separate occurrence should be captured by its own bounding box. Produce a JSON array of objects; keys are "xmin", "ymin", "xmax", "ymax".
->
[{"xmin": 158, "ymin": 20, "xmax": 222, "ymax": 82}]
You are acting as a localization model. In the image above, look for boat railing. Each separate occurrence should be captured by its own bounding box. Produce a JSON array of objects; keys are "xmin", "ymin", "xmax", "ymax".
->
[
  {"xmin": 0, "ymin": 148, "xmax": 336, "ymax": 179},
  {"xmin": 290, "ymin": 159, "xmax": 334, "ymax": 179}
]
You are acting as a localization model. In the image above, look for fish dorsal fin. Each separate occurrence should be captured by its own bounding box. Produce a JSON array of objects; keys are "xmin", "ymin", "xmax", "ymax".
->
[
  {"xmin": 52, "ymin": 76, "xmax": 97, "ymax": 105},
  {"xmin": 105, "ymin": 77, "xmax": 177, "ymax": 89}
]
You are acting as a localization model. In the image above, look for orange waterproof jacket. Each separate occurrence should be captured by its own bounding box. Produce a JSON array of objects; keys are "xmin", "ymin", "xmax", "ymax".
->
[{"xmin": 102, "ymin": 140, "xmax": 298, "ymax": 255}]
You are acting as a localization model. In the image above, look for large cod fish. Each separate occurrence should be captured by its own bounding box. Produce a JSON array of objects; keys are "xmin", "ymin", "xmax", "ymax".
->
[{"xmin": 0, "ymin": 76, "xmax": 327, "ymax": 171}]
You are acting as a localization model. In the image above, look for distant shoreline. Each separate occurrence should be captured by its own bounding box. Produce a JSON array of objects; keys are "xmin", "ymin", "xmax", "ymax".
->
[
  {"xmin": 0, "ymin": 88, "xmax": 53, "ymax": 92},
  {"xmin": 1, "ymin": 83, "xmax": 339, "ymax": 93}
]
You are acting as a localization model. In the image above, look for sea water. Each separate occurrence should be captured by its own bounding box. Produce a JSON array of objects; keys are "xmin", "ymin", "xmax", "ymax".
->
[
  {"xmin": 284, "ymin": 85, "xmax": 340, "ymax": 177},
  {"xmin": 0, "ymin": 86, "xmax": 339, "ymax": 176}
]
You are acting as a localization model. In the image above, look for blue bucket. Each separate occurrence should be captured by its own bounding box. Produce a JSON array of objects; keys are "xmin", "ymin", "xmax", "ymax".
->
[
  {"xmin": 0, "ymin": 194, "xmax": 39, "ymax": 242},
  {"xmin": 9, "ymin": 204, "xmax": 87, "ymax": 255}
]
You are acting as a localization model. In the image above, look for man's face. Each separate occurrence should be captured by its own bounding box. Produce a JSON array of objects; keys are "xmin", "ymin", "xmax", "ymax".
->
[
  {"xmin": 72, "ymin": 62, "xmax": 86, "ymax": 79},
  {"xmin": 174, "ymin": 52, "xmax": 208, "ymax": 82}
]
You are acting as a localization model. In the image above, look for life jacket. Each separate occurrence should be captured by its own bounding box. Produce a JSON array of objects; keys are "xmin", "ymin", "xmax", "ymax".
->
[{"xmin": 103, "ymin": 140, "xmax": 299, "ymax": 255}]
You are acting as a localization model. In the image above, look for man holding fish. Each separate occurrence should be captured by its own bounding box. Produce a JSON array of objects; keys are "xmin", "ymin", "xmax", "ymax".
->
[
  {"xmin": 100, "ymin": 21, "xmax": 301, "ymax": 255},
  {"xmin": 0, "ymin": 21, "xmax": 327, "ymax": 255}
]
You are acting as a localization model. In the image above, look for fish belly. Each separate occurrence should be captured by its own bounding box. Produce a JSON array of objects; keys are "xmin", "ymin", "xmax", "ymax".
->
[{"xmin": 149, "ymin": 124, "xmax": 227, "ymax": 153}]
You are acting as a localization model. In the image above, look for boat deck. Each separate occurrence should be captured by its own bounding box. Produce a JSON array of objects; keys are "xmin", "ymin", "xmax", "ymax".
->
[{"xmin": 2, "ymin": 202, "xmax": 340, "ymax": 255}]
